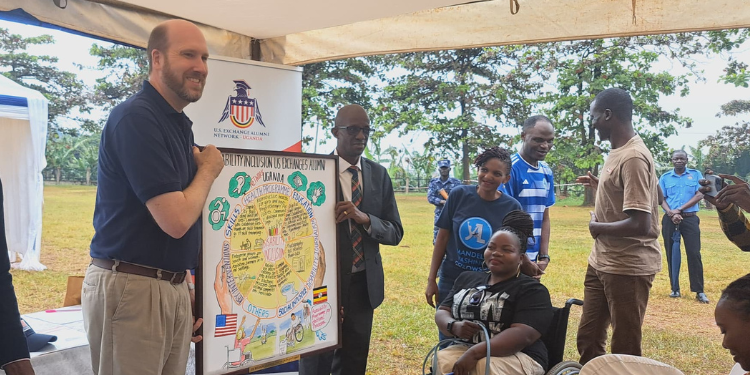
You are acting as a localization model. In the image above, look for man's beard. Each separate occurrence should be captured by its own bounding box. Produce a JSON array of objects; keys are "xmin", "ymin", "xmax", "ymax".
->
[{"xmin": 162, "ymin": 58, "xmax": 203, "ymax": 103}]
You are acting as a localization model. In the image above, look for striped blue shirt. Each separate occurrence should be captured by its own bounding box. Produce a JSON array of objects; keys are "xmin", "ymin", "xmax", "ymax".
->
[{"xmin": 499, "ymin": 153, "xmax": 556, "ymax": 260}]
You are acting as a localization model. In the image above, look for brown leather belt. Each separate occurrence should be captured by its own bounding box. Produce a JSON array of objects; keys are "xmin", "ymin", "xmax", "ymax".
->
[{"xmin": 91, "ymin": 258, "xmax": 186, "ymax": 284}]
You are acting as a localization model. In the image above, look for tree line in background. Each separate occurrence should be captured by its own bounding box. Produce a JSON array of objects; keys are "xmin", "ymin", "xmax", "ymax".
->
[{"xmin": 1, "ymin": 27, "xmax": 748, "ymax": 202}]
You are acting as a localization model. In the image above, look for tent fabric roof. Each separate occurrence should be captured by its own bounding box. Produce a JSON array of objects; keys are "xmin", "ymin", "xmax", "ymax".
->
[
  {"xmin": 1, "ymin": 0, "xmax": 255, "ymax": 59},
  {"xmin": 5, "ymin": 0, "xmax": 750, "ymax": 65}
]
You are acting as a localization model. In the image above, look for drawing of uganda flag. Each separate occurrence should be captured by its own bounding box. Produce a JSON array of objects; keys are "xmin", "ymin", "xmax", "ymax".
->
[
  {"xmin": 313, "ymin": 286, "xmax": 328, "ymax": 304},
  {"xmin": 215, "ymin": 314, "xmax": 237, "ymax": 337}
]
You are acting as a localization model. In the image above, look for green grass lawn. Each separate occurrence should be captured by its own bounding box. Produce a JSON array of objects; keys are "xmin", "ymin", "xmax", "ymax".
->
[{"xmin": 11, "ymin": 186, "xmax": 750, "ymax": 374}]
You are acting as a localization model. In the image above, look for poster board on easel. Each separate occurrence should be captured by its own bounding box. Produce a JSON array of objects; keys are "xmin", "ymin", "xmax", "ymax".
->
[{"xmin": 198, "ymin": 149, "xmax": 340, "ymax": 375}]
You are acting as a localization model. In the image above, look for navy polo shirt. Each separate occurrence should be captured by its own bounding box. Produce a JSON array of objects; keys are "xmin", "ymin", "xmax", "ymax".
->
[
  {"xmin": 90, "ymin": 81, "xmax": 200, "ymax": 272},
  {"xmin": 658, "ymin": 168, "xmax": 703, "ymax": 213}
]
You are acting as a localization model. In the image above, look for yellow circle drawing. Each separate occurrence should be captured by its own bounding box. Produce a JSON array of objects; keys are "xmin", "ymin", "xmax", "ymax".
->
[{"xmin": 222, "ymin": 183, "xmax": 320, "ymax": 317}]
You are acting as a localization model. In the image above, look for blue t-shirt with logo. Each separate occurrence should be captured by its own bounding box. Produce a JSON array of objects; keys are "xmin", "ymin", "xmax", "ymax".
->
[
  {"xmin": 499, "ymin": 153, "xmax": 556, "ymax": 261},
  {"xmin": 436, "ymin": 185, "xmax": 522, "ymax": 280}
]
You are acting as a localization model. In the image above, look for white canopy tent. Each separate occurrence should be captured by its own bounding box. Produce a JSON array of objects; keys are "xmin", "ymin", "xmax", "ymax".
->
[
  {"xmin": 0, "ymin": 75, "xmax": 48, "ymax": 271},
  {"xmin": 3, "ymin": 0, "xmax": 750, "ymax": 65}
]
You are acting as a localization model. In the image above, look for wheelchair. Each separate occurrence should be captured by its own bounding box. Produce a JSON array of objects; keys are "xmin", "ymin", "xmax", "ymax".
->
[{"xmin": 423, "ymin": 298, "xmax": 584, "ymax": 375}]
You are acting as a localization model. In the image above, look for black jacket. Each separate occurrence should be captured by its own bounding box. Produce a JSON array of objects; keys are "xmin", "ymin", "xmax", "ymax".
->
[
  {"xmin": 0, "ymin": 178, "xmax": 31, "ymax": 367},
  {"xmin": 335, "ymin": 156, "xmax": 404, "ymax": 309}
]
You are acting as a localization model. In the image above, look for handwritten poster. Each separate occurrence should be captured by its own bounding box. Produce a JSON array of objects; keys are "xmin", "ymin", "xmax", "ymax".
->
[{"xmin": 198, "ymin": 150, "xmax": 339, "ymax": 375}]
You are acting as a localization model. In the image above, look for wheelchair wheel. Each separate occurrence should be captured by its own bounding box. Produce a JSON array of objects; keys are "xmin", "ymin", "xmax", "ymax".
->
[
  {"xmin": 546, "ymin": 360, "xmax": 582, "ymax": 375},
  {"xmin": 294, "ymin": 324, "xmax": 304, "ymax": 342}
]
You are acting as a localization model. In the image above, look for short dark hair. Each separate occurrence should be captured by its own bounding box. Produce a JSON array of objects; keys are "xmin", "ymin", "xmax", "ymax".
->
[
  {"xmin": 147, "ymin": 23, "xmax": 170, "ymax": 73},
  {"xmin": 594, "ymin": 88, "xmax": 633, "ymax": 123},
  {"xmin": 672, "ymin": 149, "xmax": 688, "ymax": 158},
  {"xmin": 522, "ymin": 115, "xmax": 553, "ymax": 132},
  {"xmin": 720, "ymin": 273, "xmax": 750, "ymax": 317},
  {"xmin": 497, "ymin": 210, "xmax": 534, "ymax": 253},
  {"xmin": 473, "ymin": 146, "xmax": 511, "ymax": 169}
]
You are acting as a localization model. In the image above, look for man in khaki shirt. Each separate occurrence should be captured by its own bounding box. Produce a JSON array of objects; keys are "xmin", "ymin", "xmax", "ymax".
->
[{"xmin": 575, "ymin": 88, "xmax": 661, "ymax": 365}]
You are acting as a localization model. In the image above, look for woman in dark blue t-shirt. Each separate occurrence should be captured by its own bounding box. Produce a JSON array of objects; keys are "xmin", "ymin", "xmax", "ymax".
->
[{"xmin": 425, "ymin": 147, "xmax": 521, "ymax": 311}]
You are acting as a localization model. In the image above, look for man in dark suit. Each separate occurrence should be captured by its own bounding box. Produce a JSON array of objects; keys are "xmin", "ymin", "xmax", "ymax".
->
[
  {"xmin": 300, "ymin": 104, "xmax": 404, "ymax": 375},
  {"xmin": 0, "ymin": 178, "xmax": 36, "ymax": 375}
]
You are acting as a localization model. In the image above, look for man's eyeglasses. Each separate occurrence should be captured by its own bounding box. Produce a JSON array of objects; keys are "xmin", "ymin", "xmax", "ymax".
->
[{"xmin": 337, "ymin": 126, "xmax": 374, "ymax": 137}]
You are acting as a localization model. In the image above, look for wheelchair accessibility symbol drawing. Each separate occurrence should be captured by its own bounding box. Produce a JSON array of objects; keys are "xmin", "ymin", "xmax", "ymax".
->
[
  {"xmin": 208, "ymin": 197, "xmax": 230, "ymax": 231},
  {"xmin": 458, "ymin": 217, "xmax": 492, "ymax": 250}
]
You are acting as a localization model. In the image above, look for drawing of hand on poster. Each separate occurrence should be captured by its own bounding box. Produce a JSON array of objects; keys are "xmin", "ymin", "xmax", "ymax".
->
[{"xmin": 200, "ymin": 151, "xmax": 339, "ymax": 375}]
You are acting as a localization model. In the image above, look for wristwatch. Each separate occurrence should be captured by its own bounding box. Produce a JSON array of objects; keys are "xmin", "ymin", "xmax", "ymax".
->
[
  {"xmin": 447, "ymin": 320, "xmax": 457, "ymax": 336},
  {"xmin": 537, "ymin": 254, "xmax": 551, "ymax": 262}
]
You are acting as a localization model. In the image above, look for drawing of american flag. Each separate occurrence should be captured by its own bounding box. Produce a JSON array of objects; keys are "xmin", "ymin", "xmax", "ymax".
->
[{"xmin": 215, "ymin": 314, "xmax": 237, "ymax": 337}]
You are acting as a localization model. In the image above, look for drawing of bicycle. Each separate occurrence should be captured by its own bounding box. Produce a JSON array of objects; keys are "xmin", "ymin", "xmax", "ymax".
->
[{"xmin": 285, "ymin": 322, "xmax": 304, "ymax": 347}]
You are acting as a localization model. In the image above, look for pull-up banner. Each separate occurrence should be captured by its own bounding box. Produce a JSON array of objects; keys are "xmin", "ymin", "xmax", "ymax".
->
[
  {"xmin": 188, "ymin": 57, "xmax": 307, "ymax": 375},
  {"xmin": 186, "ymin": 56, "xmax": 303, "ymax": 153}
]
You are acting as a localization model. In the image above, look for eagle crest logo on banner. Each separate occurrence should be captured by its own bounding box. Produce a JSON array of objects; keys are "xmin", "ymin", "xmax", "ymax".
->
[{"xmin": 219, "ymin": 80, "xmax": 266, "ymax": 129}]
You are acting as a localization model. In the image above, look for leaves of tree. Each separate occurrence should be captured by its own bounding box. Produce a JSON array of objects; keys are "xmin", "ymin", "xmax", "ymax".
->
[{"xmin": 0, "ymin": 28, "xmax": 90, "ymax": 130}]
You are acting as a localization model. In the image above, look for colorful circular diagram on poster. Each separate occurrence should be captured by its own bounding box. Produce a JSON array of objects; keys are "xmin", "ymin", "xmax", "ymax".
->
[{"xmin": 220, "ymin": 183, "xmax": 320, "ymax": 319}]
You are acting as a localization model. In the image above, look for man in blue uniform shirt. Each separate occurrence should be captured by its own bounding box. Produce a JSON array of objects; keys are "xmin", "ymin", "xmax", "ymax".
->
[
  {"xmin": 427, "ymin": 159, "xmax": 462, "ymax": 242},
  {"xmin": 659, "ymin": 150, "xmax": 708, "ymax": 303},
  {"xmin": 500, "ymin": 115, "xmax": 555, "ymax": 277},
  {"xmin": 82, "ymin": 20, "xmax": 224, "ymax": 375}
]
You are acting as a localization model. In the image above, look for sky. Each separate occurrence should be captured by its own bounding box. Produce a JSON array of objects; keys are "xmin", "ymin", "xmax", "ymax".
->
[{"xmin": 2, "ymin": 19, "xmax": 748, "ymax": 156}]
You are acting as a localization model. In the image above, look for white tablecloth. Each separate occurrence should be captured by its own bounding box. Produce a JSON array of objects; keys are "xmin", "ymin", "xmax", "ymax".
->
[
  {"xmin": 729, "ymin": 363, "xmax": 746, "ymax": 375},
  {"xmin": 0, "ymin": 306, "xmax": 196, "ymax": 375},
  {"xmin": 0, "ymin": 306, "xmax": 295, "ymax": 375}
]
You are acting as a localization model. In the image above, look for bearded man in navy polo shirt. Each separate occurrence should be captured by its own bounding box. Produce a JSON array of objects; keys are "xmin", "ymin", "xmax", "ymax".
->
[{"xmin": 82, "ymin": 19, "xmax": 224, "ymax": 375}]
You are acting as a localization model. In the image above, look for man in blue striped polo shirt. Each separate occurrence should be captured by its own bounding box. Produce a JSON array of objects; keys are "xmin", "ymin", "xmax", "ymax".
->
[{"xmin": 500, "ymin": 115, "xmax": 555, "ymax": 277}]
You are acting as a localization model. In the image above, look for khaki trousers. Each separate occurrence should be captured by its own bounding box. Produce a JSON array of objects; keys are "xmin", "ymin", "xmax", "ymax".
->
[
  {"xmin": 580, "ymin": 354, "xmax": 685, "ymax": 375},
  {"xmin": 81, "ymin": 265, "xmax": 192, "ymax": 375},
  {"xmin": 437, "ymin": 344, "xmax": 545, "ymax": 375}
]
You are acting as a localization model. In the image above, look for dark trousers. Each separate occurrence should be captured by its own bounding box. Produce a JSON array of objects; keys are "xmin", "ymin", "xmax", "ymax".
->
[
  {"xmin": 436, "ymin": 272, "xmax": 456, "ymax": 344},
  {"xmin": 299, "ymin": 271, "xmax": 373, "ymax": 375},
  {"xmin": 433, "ymin": 211, "xmax": 441, "ymax": 244},
  {"xmin": 577, "ymin": 265, "xmax": 654, "ymax": 365},
  {"xmin": 661, "ymin": 214, "xmax": 704, "ymax": 293}
]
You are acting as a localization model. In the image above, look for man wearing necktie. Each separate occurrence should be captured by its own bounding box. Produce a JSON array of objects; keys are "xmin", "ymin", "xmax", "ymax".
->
[{"xmin": 300, "ymin": 104, "xmax": 404, "ymax": 375}]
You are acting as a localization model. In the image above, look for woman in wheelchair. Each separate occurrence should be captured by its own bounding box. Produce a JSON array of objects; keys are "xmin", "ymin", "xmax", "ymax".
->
[{"xmin": 434, "ymin": 210, "xmax": 553, "ymax": 375}]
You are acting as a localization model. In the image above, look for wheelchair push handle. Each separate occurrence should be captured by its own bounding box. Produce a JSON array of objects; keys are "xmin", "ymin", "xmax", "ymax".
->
[{"xmin": 424, "ymin": 323, "xmax": 492, "ymax": 375}]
